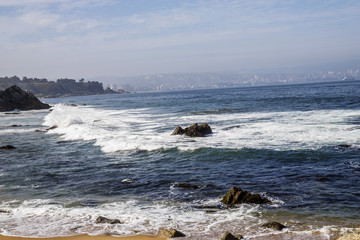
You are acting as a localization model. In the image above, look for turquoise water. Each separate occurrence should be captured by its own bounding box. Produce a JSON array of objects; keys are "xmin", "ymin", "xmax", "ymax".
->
[{"xmin": 0, "ymin": 81, "xmax": 360, "ymax": 239}]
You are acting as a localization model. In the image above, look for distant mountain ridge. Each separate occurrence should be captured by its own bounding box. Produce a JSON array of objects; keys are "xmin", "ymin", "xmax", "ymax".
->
[{"xmin": 0, "ymin": 76, "xmax": 123, "ymax": 98}]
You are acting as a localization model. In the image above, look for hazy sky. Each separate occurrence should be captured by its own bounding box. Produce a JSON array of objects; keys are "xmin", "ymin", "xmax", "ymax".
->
[{"xmin": 0, "ymin": 0, "xmax": 359, "ymax": 79}]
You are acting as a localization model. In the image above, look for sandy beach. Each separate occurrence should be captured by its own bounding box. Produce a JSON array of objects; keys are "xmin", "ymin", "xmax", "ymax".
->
[{"xmin": 0, "ymin": 235, "xmax": 165, "ymax": 240}]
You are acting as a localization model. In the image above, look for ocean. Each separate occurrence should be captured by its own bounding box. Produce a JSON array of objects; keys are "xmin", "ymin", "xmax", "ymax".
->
[{"xmin": 0, "ymin": 80, "xmax": 359, "ymax": 239}]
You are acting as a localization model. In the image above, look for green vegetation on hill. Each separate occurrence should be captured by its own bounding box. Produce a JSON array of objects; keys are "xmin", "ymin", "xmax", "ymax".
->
[{"xmin": 0, "ymin": 76, "xmax": 119, "ymax": 98}]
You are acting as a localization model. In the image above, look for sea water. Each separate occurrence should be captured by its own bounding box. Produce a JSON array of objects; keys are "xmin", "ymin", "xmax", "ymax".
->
[{"xmin": 0, "ymin": 81, "xmax": 360, "ymax": 239}]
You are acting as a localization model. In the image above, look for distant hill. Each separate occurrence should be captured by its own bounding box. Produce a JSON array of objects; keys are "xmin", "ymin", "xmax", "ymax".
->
[{"xmin": 0, "ymin": 76, "xmax": 124, "ymax": 98}]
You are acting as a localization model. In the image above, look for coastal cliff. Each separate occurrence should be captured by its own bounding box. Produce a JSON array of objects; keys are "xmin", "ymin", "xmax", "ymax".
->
[
  {"xmin": 0, "ymin": 76, "xmax": 123, "ymax": 98},
  {"xmin": 0, "ymin": 85, "xmax": 50, "ymax": 112}
]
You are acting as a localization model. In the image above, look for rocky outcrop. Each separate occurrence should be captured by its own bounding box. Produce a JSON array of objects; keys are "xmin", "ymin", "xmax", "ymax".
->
[
  {"xmin": 157, "ymin": 228, "xmax": 185, "ymax": 238},
  {"xmin": 221, "ymin": 187, "xmax": 270, "ymax": 206},
  {"xmin": 220, "ymin": 231, "xmax": 243, "ymax": 240},
  {"xmin": 172, "ymin": 123, "xmax": 212, "ymax": 137},
  {"xmin": 0, "ymin": 85, "xmax": 50, "ymax": 112},
  {"xmin": 95, "ymin": 216, "xmax": 121, "ymax": 224},
  {"xmin": 262, "ymin": 221, "xmax": 287, "ymax": 231}
]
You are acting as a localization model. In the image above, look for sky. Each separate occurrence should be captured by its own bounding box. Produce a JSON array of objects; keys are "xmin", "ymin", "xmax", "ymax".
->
[{"xmin": 0, "ymin": 0, "xmax": 359, "ymax": 80}]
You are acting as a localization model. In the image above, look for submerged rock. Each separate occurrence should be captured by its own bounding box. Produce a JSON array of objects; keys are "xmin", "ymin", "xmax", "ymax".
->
[
  {"xmin": 0, "ymin": 85, "xmax": 50, "ymax": 112},
  {"xmin": 95, "ymin": 216, "xmax": 121, "ymax": 224},
  {"xmin": 174, "ymin": 182, "xmax": 199, "ymax": 189},
  {"xmin": 220, "ymin": 231, "xmax": 243, "ymax": 240},
  {"xmin": 46, "ymin": 125, "xmax": 58, "ymax": 131},
  {"xmin": 172, "ymin": 123, "xmax": 212, "ymax": 137},
  {"xmin": 157, "ymin": 228, "xmax": 185, "ymax": 238},
  {"xmin": 262, "ymin": 221, "xmax": 287, "ymax": 231},
  {"xmin": 0, "ymin": 209, "xmax": 11, "ymax": 214},
  {"xmin": 316, "ymin": 177, "xmax": 330, "ymax": 182},
  {"xmin": 221, "ymin": 187, "xmax": 270, "ymax": 206},
  {"xmin": 0, "ymin": 145, "xmax": 16, "ymax": 150}
]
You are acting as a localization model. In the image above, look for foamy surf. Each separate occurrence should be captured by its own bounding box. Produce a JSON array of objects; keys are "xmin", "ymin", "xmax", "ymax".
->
[
  {"xmin": 43, "ymin": 104, "xmax": 360, "ymax": 153},
  {"xmin": 0, "ymin": 198, "xmax": 345, "ymax": 239}
]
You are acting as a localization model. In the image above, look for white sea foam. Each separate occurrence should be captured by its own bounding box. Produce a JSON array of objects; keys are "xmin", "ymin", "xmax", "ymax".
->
[
  {"xmin": 0, "ymin": 198, "xmax": 345, "ymax": 239},
  {"xmin": 0, "ymin": 198, "xmax": 259, "ymax": 238},
  {"xmin": 43, "ymin": 104, "xmax": 360, "ymax": 153}
]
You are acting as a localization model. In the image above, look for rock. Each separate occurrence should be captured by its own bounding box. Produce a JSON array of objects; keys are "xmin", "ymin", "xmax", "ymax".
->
[
  {"xmin": 122, "ymin": 178, "xmax": 135, "ymax": 184},
  {"xmin": 0, "ymin": 85, "xmax": 50, "ymax": 112},
  {"xmin": 0, "ymin": 145, "xmax": 16, "ymax": 150},
  {"xmin": 262, "ymin": 221, "xmax": 287, "ymax": 231},
  {"xmin": 220, "ymin": 231, "xmax": 243, "ymax": 240},
  {"xmin": 157, "ymin": 228, "xmax": 185, "ymax": 238},
  {"xmin": 338, "ymin": 144, "xmax": 352, "ymax": 149},
  {"xmin": 337, "ymin": 233, "xmax": 360, "ymax": 240},
  {"xmin": 0, "ymin": 209, "xmax": 11, "ymax": 213},
  {"xmin": 172, "ymin": 123, "xmax": 212, "ymax": 137},
  {"xmin": 221, "ymin": 187, "xmax": 270, "ymax": 206},
  {"xmin": 172, "ymin": 126, "xmax": 185, "ymax": 135},
  {"xmin": 46, "ymin": 125, "xmax": 58, "ymax": 131},
  {"xmin": 4, "ymin": 112, "xmax": 20, "ymax": 115},
  {"xmin": 316, "ymin": 177, "xmax": 330, "ymax": 182},
  {"xmin": 174, "ymin": 182, "xmax": 199, "ymax": 189},
  {"xmin": 95, "ymin": 216, "xmax": 121, "ymax": 224}
]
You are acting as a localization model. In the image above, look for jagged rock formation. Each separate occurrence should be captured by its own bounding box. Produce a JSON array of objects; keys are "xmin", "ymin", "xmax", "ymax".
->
[
  {"xmin": 0, "ymin": 85, "xmax": 50, "ymax": 112},
  {"xmin": 221, "ymin": 187, "xmax": 270, "ymax": 206},
  {"xmin": 172, "ymin": 123, "xmax": 212, "ymax": 137}
]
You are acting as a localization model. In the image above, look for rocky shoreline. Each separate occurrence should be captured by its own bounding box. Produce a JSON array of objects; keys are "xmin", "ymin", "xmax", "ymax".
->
[{"xmin": 0, "ymin": 179, "xmax": 357, "ymax": 240}]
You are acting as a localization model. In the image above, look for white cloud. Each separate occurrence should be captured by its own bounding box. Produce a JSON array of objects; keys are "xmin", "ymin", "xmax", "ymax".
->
[{"xmin": 19, "ymin": 11, "xmax": 59, "ymax": 26}]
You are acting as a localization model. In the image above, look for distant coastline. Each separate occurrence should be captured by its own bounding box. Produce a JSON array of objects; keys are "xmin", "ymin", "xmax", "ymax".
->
[{"xmin": 0, "ymin": 76, "xmax": 126, "ymax": 98}]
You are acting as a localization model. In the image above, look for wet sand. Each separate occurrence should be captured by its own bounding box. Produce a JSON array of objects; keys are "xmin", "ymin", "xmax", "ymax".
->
[{"xmin": 0, "ymin": 235, "xmax": 165, "ymax": 240}]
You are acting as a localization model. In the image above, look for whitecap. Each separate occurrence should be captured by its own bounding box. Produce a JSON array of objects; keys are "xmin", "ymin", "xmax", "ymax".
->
[{"xmin": 43, "ymin": 104, "xmax": 360, "ymax": 153}]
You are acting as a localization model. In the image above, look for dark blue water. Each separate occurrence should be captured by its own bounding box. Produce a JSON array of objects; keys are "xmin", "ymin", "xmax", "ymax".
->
[{"xmin": 1, "ymin": 80, "xmax": 360, "ymax": 239}]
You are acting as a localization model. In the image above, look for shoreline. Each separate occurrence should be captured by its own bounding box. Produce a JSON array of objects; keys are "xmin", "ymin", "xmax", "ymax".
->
[{"xmin": 0, "ymin": 235, "xmax": 165, "ymax": 240}]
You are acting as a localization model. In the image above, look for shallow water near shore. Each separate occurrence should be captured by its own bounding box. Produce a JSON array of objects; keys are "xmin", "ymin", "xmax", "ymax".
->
[{"xmin": 1, "ymin": 81, "xmax": 360, "ymax": 239}]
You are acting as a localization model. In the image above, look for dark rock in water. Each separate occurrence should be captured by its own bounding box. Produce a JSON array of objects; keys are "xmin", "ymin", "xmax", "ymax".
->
[
  {"xmin": 338, "ymin": 144, "xmax": 352, "ymax": 149},
  {"xmin": 0, "ymin": 145, "xmax": 16, "ymax": 150},
  {"xmin": 95, "ymin": 216, "xmax": 121, "ymax": 224},
  {"xmin": 172, "ymin": 123, "xmax": 212, "ymax": 137},
  {"xmin": 4, "ymin": 112, "xmax": 20, "ymax": 115},
  {"xmin": 0, "ymin": 85, "xmax": 50, "ymax": 112},
  {"xmin": 221, "ymin": 187, "xmax": 270, "ymax": 206},
  {"xmin": 35, "ymin": 129, "xmax": 46, "ymax": 133},
  {"xmin": 222, "ymin": 125, "xmax": 242, "ymax": 131},
  {"xmin": 157, "ymin": 228, "xmax": 185, "ymax": 238},
  {"xmin": 316, "ymin": 177, "xmax": 330, "ymax": 182},
  {"xmin": 172, "ymin": 126, "xmax": 185, "ymax": 135},
  {"xmin": 10, "ymin": 124, "xmax": 22, "ymax": 127},
  {"xmin": 205, "ymin": 210, "xmax": 218, "ymax": 214},
  {"xmin": 46, "ymin": 125, "xmax": 58, "ymax": 131},
  {"xmin": 220, "ymin": 231, "xmax": 243, "ymax": 240},
  {"xmin": 262, "ymin": 221, "xmax": 287, "ymax": 231},
  {"xmin": 0, "ymin": 209, "xmax": 11, "ymax": 214},
  {"xmin": 174, "ymin": 182, "xmax": 199, "ymax": 189}
]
